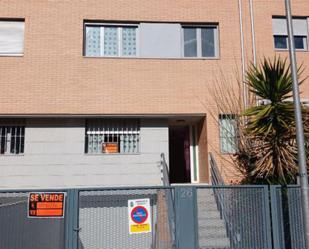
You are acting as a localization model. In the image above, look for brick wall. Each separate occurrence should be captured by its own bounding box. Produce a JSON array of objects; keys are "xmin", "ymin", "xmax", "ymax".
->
[{"xmin": 0, "ymin": 0, "xmax": 308, "ymax": 182}]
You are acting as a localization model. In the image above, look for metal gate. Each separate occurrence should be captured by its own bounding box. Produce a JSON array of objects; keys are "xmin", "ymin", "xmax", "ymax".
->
[
  {"xmin": 0, "ymin": 185, "xmax": 274, "ymax": 249},
  {"xmin": 0, "ymin": 190, "xmax": 66, "ymax": 249}
]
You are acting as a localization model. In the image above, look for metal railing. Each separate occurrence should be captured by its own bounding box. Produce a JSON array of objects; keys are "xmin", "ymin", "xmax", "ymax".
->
[
  {"xmin": 209, "ymin": 153, "xmax": 231, "ymax": 244},
  {"xmin": 210, "ymin": 152, "xmax": 225, "ymax": 186},
  {"xmin": 159, "ymin": 153, "xmax": 176, "ymax": 249},
  {"xmin": 209, "ymin": 153, "xmax": 272, "ymax": 249},
  {"xmin": 209, "ymin": 153, "xmax": 226, "ymax": 219}
]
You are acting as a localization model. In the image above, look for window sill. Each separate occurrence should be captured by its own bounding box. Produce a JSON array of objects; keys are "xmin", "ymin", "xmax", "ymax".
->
[
  {"xmin": 274, "ymin": 48, "xmax": 308, "ymax": 52},
  {"xmin": 182, "ymin": 56, "xmax": 219, "ymax": 60},
  {"xmin": 83, "ymin": 56, "xmax": 220, "ymax": 60},
  {"xmin": 0, "ymin": 54, "xmax": 24, "ymax": 57},
  {"xmin": 0, "ymin": 154, "xmax": 24, "ymax": 156},
  {"xmin": 85, "ymin": 153, "xmax": 141, "ymax": 156}
]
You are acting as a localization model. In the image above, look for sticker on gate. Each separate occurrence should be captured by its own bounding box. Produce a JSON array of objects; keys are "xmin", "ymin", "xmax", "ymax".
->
[
  {"xmin": 28, "ymin": 192, "xmax": 66, "ymax": 218},
  {"xmin": 128, "ymin": 198, "xmax": 152, "ymax": 234}
]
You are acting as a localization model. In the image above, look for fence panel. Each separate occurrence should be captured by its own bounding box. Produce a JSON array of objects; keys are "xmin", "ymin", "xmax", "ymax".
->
[
  {"xmin": 287, "ymin": 187, "xmax": 305, "ymax": 249},
  {"xmin": 196, "ymin": 186, "xmax": 272, "ymax": 249},
  {"xmin": 0, "ymin": 191, "xmax": 66, "ymax": 249},
  {"xmin": 0, "ymin": 186, "xmax": 282, "ymax": 249},
  {"xmin": 78, "ymin": 187, "xmax": 175, "ymax": 249},
  {"xmin": 271, "ymin": 186, "xmax": 306, "ymax": 249}
]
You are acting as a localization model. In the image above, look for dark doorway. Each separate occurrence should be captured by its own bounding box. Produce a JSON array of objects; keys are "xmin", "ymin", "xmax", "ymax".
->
[{"xmin": 169, "ymin": 126, "xmax": 191, "ymax": 184}]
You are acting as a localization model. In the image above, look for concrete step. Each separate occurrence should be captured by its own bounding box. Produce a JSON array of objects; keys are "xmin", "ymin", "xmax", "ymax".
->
[
  {"xmin": 199, "ymin": 236, "xmax": 230, "ymax": 249},
  {"xmin": 197, "ymin": 189, "xmax": 230, "ymax": 249},
  {"xmin": 197, "ymin": 203, "xmax": 220, "ymax": 213},
  {"xmin": 198, "ymin": 210, "xmax": 221, "ymax": 219},
  {"xmin": 197, "ymin": 190, "xmax": 215, "ymax": 197},
  {"xmin": 198, "ymin": 217, "xmax": 226, "ymax": 228},
  {"xmin": 199, "ymin": 226, "xmax": 227, "ymax": 238}
]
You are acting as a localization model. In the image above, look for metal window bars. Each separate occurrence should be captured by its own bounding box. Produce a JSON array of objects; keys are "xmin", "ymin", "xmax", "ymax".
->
[
  {"xmin": 0, "ymin": 126, "xmax": 25, "ymax": 155},
  {"xmin": 85, "ymin": 119, "xmax": 140, "ymax": 154}
]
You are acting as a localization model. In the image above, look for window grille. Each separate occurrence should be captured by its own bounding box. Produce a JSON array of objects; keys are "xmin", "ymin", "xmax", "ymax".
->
[
  {"xmin": 85, "ymin": 119, "xmax": 140, "ymax": 154},
  {"xmin": 0, "ymin": 126, "xmax": 25, "ymax": 155},
  {"xmin": 219, "ymin": 115, "xmax": 237, "ymax": 154}
]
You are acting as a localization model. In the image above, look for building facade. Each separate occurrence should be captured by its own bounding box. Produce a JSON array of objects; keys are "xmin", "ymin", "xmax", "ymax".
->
[{"xmin": 0, "ymin": 0, "xmax": 308, "ymax": 189}]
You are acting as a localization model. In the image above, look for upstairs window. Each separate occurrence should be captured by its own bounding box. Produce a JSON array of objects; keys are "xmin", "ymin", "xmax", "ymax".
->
[
  {"xmin": 183, "ymin": 25, "xmax": 219, "ymax": 58},
  {"xmin": 0, "ymin": 126, "xmax": 25, "ymax": 155},
  {"xmin": 272, "ymin": 17, "xmax": 308, "ymax": 50},
  {"xmin": 85, "ymin": 119, "xmax": 140, "ymax": 154},
  {"xmin": 84, "ymin": 23, "xmax": 138, "ymax": 57},
  {"xmin": 274, "ymin": 35, "xmax": 307, "ymax": 50},
  {"xmin": 0, "ymin": 20, "xmax": 25, "ymax": 56},
  {"xmin": 219, "ymin": 115, "xmax": 237, "ymax": 154}
]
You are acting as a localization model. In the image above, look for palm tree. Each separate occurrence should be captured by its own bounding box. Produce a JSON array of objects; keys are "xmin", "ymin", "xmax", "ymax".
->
[{"xmin": 238, "ymin": 57, "xmax": 308, "ymax": 184}]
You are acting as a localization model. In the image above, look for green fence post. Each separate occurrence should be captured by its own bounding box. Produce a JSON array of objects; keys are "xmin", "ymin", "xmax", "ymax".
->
[
  {"xmin": 65, "ymin": 189, "xmax": 79, "ymax": 249},
  {"xmin": 175, "ymin": 186, "xmax": 198, "ymax": 249}
]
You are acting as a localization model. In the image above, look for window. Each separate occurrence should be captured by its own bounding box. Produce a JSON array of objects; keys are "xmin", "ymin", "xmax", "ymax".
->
[
  {"xmin": 272, "ymin": 17, "xmax": 308, "ymax": 50},
  {"xmin": 0, "ymin": 126, "xmax": 25, "ymax": 155},
  {"xmin": 84, "ymin": 23, "xmax": 138, "ymax": 57},
  {"xmin": 183, "ymin": 26, "xmax": 218, "ymax": 58},
  {"xmin": 274, "ymin": 35, "xmax": 307, "ymax": 50},
  {"xmin": 294, "ymin": 36, "xmax": 307, "ymax": 49},
  {"xmin": 274, "ymin": 35, "xmax": 288, "ymax": 49},
  {"xmin": 219, "ymin": 115, "xmax": 237, "ymax": 154},
  {"xmin": 85, "ymin": 119, "xmax": 140, "ymax": 154},
  {"xmin": 0, "ymin": 20, "xmax": 25, "ymax": 56}
]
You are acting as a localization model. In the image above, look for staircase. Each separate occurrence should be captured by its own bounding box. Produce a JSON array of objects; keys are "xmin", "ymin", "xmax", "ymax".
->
[
  {"xmin": 197, "ymin": 190, "xmax": 230, "ymax": 249},
  {"xmin": 159, "ymin": 153, "xmax": 231, "ymax": 249}
]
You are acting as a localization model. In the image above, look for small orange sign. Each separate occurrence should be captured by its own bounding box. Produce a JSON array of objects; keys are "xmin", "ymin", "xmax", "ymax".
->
[
  {"xmin": 102, "ymin": 142, "xmax": 118, "ymax": 153},
  {"xmin": 28, "ymin": 192, "xmax": 65, "ymax": 218}
]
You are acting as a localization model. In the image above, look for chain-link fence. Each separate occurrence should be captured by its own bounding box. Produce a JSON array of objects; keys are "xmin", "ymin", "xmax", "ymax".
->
[
  {"xmin": 0, "ymin": 191, "xmax": 65, "ymax": 249},
  {"xmin": 78, "ymin": 188, "xmax": 175, "ymax": 249},
  {"xmin": 2, "ymin": 185, "xmax": 307, "ymax": 249},
  {"xmin": 196, "ymin": 186, "xmax": 272, "ymax": 249},
  {"xmin": 271, "ymin": 186, "xmax": 306, "ymax": 249}
]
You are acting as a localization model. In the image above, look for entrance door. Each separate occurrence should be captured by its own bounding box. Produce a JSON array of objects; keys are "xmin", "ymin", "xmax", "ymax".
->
[{"xmin": 169, "ymin": 126, "xmax": 191, "ymax": 184}]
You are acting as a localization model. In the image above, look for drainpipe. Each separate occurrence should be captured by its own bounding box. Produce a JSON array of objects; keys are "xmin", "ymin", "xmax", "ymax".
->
[
  {"xmin": 249, "ymin": 0, "xmax": 257, "ymax": 66},
  {"xmin": 238, "ymin": 0, "xmax": 247, "ymax": 109},
  {"xmin": 249, "ymin": 0, "xmax": 260, "ymax": 106}
]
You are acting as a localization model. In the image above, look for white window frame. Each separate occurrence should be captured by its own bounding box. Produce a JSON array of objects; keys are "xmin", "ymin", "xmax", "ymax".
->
[
  {"xmin": 84, "ymin": 22, "xmax": 139, "ymax": 57},
  {"xmin": 273, "ymin": 17, "xmax": 309, "ymax": 51},
  {"xmin": 0, "ymin": 19, "xmax": 25, "ymax": 57},
  {"xmin": 274, "ymin": 35, "xmax": 308, "ymax": 51},
  {"xmin": 181, "ymin": 25, "xmax": 219, "ymax": 59},
  {"xmin": 219, "ymin": 114, "xmax": 237, "ymax": 154}
]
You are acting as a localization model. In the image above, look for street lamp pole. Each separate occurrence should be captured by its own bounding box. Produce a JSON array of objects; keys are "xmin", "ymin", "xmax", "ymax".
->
[{"xmin": 285, "ymin": 0, "xmax": 309, "ymax": 248}]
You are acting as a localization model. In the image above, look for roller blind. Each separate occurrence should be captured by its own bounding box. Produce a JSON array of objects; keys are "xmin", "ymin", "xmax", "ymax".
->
[
  {"xmin": 272, "ymin": 17, "xmax": 308, "ymax": 36},
  {"xmin": 0, "ymin": 20, "xmax": 24, "ymax": 55},
  {"xmin": 293, "ymin": 19, "xmax": 308, "ymax": 36}
]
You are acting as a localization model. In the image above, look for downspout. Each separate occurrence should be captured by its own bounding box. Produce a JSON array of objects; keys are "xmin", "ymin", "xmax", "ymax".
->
[
  {"xmin": 238, "ymin": 0, "xmax": 247, "ymax": 109},
  {"xmin": 249, "ymin": 0, "xmax": 257, "ymax": 66},
  {"xmin": 249, "ymin": 0, "xmax": 259, "ymax": 106}
]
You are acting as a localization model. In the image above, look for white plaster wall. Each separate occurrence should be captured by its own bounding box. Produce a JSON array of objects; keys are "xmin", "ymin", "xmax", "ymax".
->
[{"xmin": 0, "ymin": 118, "xmax": 168, "ymax": 189}]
